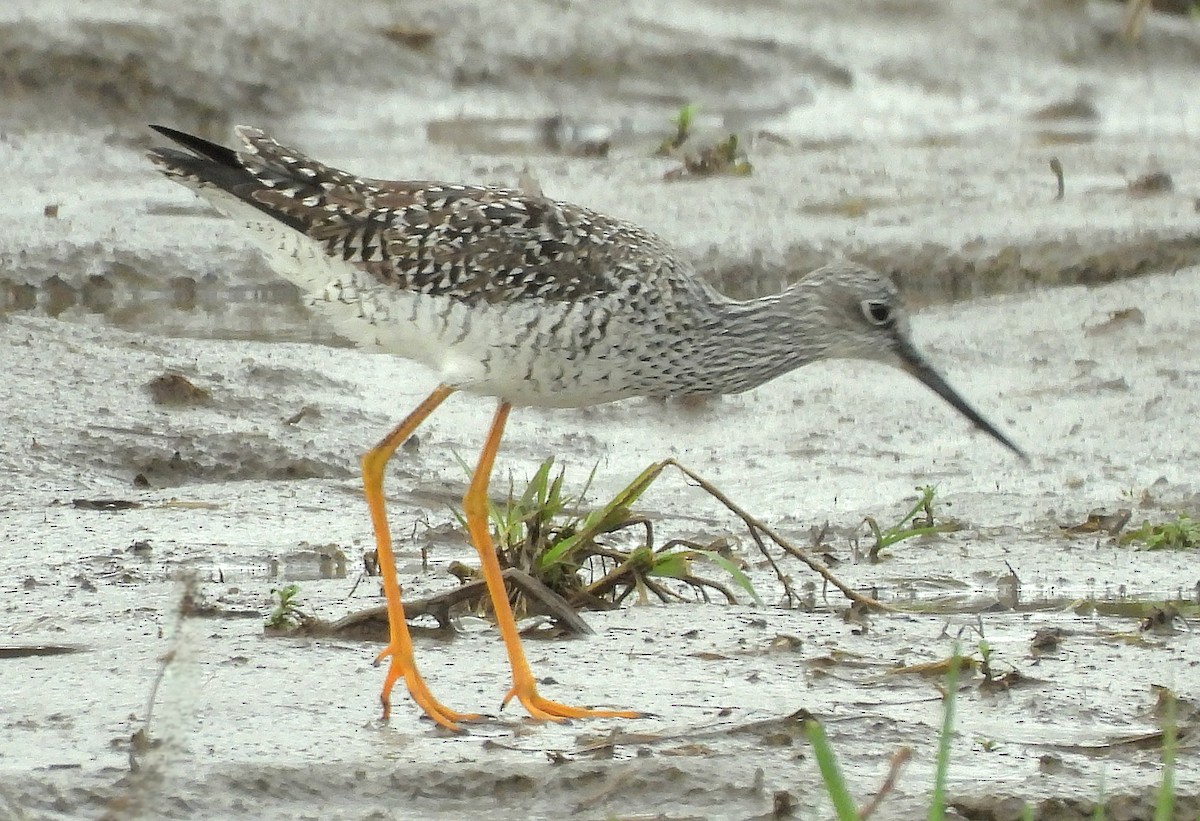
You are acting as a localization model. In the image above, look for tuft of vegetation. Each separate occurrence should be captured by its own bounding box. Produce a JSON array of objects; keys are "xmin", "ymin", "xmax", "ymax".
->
[
  {"xmin": 656, "ymin": 103, "xmax": 753, "ymax": 180},
  {"xmin": 265, "ymin": 583, "xmax": 303, "ymax": 631},
  {"xmin": 861, "ymin": 485, "xmax": 959, "ymax": 561},
  {"xmin": 458, "ymin": 458, "xmax": 763, "ymax": 620},
  {"xmin": 1120, "ymin": 513, "xmax": 1200, "ymax": 550},
  {"xmin": 656, "ymin": 102, "xmax": 698, "ymax": 155}
]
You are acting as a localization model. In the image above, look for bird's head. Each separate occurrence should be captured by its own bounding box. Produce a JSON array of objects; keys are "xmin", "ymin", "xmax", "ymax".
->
[{"xmin": 788, "ymin": 262, "xmax": 1026, "ymax": 460}]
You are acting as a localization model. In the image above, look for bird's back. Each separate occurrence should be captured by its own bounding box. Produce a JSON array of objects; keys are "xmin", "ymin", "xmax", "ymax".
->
[{"xmin": 149, "ymin": 126, "xmax": 724, "ymax": 406}]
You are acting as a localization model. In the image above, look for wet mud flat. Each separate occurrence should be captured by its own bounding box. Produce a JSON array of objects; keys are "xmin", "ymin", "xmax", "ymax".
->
[
  {"xmin": 4, "ymin": 263, "xmax": 1200, "ymax": 819},
  {"xmin": 3, "ymin": 0, "xmax": 1200, "ymax": 818}
]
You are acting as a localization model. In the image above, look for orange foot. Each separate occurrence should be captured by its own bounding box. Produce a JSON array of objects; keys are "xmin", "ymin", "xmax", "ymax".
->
[
  {"xmin": 503, "ymin": 678, "xmax": 641, "ymax": 723},
  {"xmin": 375, "ymin": 645, "xmax": 482, "ymax": 732}
]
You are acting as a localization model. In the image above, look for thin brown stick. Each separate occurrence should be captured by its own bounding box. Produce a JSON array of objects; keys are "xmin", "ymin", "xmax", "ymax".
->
[
  {"xmin": 858, "ymin": 746, "xmax": 913, "ymax": 819},
  {"xmin": 641, "ymin": 575, "xmax": 681, "ymax": 603},
  {"xmin": 678, "ymin": 573, "xmax": 738, "ymax": 604},
  {"xmin": 656, "ymin": 538, "xmax": 740, "ymax": 604},
  {"xmin": 662, "ymin": 459, "xmax": 888, "ymax": 612},
  {"xmin": 574, "ymin": 554, "xmax": 643, "ymax": 604}
]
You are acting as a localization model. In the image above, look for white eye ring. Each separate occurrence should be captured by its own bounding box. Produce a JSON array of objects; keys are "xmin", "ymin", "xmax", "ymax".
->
[{"xmin": 861, "ymin": 300, "xmax": 892, "ymax": 326}]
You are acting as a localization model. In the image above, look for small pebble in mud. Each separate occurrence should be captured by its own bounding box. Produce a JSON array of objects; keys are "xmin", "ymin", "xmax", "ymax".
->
[
  {"xmin": 380, "ymin": 24, "xmax": 437, "ymax": 50},
  {"xmin": 1084, "ymin": 308, "xmax": 1145, "ymax": 337},
  {"xmin": 1030, "ymin": 626, "xmax": 1062, "ymax": 652},
  {"xmin": 145, "ymin": 372, "xmax": 211, "ymax": 406},
  {"xmin": 769, "ymin": 634, "xmax": 803, "ymax": 652},
  {"xmin": 1039, "ymin": 754, "xmax": 1065, "ymax": 775},
  {"xmin": 773, "ymin": 789, "xmax": 798, "ymax": 818},
  {"xmin": 283, "ymin": 405, "xmax": 321, "ymax": 425}
]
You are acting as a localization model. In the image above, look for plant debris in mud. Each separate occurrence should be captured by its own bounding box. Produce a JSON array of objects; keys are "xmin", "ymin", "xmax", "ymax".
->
[
  {"xmin": 1060, "ymin": 507, "xmax": 1132, "ymax": 536},
  {"xmin": 1127, "ymin": 170, "xmax": 1174, "ymax": 198},
  {"xmin": 72, "ymin": 498, "xmax": 143, "ymax": 511},
  {"xmin": 656, "ymin": 103, "xmax": 753, "ymax": 181}
]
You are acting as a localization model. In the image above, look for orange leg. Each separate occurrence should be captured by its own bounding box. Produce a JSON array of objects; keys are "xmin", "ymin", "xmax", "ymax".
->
[
  {"xmin": 363, "ymin": 384, "xmax": 479, "ymax": 731},
  {"xmin": 464, "ymin": 401, "xmax": 640, "ymax": 722}
]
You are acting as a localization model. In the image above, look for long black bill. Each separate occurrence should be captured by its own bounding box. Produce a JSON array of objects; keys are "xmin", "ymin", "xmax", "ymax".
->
[{"xmin": 895, "ymin": 339, "xmax": 1027, "ymax": 461}]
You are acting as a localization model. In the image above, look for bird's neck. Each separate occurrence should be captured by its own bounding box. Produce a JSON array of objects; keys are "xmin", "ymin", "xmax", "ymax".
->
[{"xmin": 684, "ymin": 282, "xmax": 828, "ymax": 396}]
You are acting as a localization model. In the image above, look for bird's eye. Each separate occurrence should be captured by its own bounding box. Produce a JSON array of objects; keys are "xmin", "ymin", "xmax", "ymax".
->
[{"xmin": 862, "ymin": 300, "xmax": 892, "ymax": 325}]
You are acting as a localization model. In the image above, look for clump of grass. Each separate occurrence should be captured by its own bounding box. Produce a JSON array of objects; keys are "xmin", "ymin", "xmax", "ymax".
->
[
  {"xmin": 1120, "ymin": 513, "xmax": 1200, "ymax": 550},
  {"xmin": 460, "ymin": 458, "xmax": 763, "ymax": 617},
  {"xmin": 310, "ymin": 457, "xmax": 880, "ymax": 642},
  {"xmin": 265, "ymin": 583, "xmax": 303, "ymax": 631},
  {"xmin": 656, "ymin": 103, "xmax": 753, "ymax": 180},
  {"xmin": 656, "ymin": 102, "xmax": 698, "ymax": 155}
]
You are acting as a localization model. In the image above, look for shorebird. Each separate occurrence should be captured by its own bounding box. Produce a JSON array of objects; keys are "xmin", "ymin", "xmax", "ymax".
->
[{"xmin": 148, "ymin": 125, "xmax": 1024, "ymax": 731}]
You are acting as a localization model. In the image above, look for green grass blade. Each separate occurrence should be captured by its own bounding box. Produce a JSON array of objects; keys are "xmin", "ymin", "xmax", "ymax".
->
[
  {"xmin": 570, "ymin": 461, "xmax": 601, "ymax": 526},
  {"xmin": 539, "ymin": 461, "xmax": 667, "ymax": 569},
  {"xmin": 520, "ymin": 457, "xmax": 553, "ymax": 508},
  {"xmin": 687, "ymin": 548, "xmax": 764, "ymax": 606},
  {"xmin": 804, "ymin": 719, "xmax": 858, "ymax": 821},
  {"xmin": 928, "ymin": 648, "xmax": 961, "ymax": 821},
  {"xmin": 1092, "ymin": 770, "xmax": 1106, "ymax": 821},
  {"xmin": 538, "ymin": 509, "xmax": 609, "ymax": 569},
  {"xmin": 876, "ymin": 485, "xmax": 941, "ymax": 549},
  {"xmin": 1154, "ymin": 691, "xmax": 1176, "ymax": 821},
  {"xmin": 547, "ymin": 470, "xmax": 566, "ymax": 511},
  {"xmin": 449, "ymin": 448, "xmax": 471, "ymax": 477},
  {"xmin": 878, "ymin": 523, "xmax": 954, "ymax": 550},
  {"xmin": 649, "ymin": 551, "xmax": 690, "ymax": 578}
]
